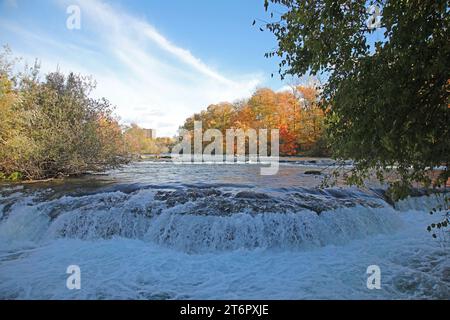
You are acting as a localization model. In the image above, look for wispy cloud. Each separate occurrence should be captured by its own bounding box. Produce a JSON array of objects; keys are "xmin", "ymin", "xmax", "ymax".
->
[
  {"xmin": 4, "ymin": 0, "xmax": 18, "ymax": 8},
  {"xmin": 2, "ymin": 0, "xmax": 262, "ymax": 136}
]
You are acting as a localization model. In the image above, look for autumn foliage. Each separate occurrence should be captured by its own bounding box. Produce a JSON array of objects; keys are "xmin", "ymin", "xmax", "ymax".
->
[
  {"xmin": 123, "ymin": 124, "xmax": 174, "ymax": 155},
  {"xmin": 0, "ymin": 49, "xmax": 128, "ymax": 180},
  {"xmin": 180, "ymin": 86, "xmax": 329, "ymax": 156}
]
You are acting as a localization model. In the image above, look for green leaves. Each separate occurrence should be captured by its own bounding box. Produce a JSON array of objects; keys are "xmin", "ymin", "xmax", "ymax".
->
[
  {"xmin": 0, "ymin": 172, "xmax": 23, "ymax": 182},
  {"xmin": 264, "ymin": 0, "xmax": 450, "ymax": 192},
  {"xmin": 7, "ymin": 172, "xmax": 22, "ymax": 181}
]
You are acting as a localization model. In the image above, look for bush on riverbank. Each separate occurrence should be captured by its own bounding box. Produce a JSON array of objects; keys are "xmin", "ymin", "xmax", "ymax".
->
[{"xmin": 0, "ymin": 48, "xmax": 127, "ymax": 180}]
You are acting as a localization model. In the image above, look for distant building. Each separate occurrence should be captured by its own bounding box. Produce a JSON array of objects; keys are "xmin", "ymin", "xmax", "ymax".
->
[{"xmin": 143, "ymin": 128, "xmax": 156, "ymax": 139}]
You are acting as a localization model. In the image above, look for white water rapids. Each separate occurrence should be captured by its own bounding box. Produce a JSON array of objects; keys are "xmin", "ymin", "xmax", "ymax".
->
[{"xmin": 0, "ymin": 162, "xmax": 448, "ymax": 299}]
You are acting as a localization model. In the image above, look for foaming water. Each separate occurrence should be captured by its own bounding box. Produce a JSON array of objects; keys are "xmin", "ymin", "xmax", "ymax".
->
[
  {"xmin": 0, "ymin": 161, "xmax": 448, "ymax": 299},
  {"xmin": 0, "ymin": 186, "xmax": 398, "ymax": 251}
]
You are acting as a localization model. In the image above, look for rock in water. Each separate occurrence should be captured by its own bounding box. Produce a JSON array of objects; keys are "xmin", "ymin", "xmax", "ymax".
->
[{"xmin": 304, "ymin": 170, "xmax": 322, "ymax": 175}]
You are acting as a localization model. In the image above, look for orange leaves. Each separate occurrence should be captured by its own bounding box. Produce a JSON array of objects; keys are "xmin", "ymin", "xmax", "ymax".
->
[
  {"xmin": 296, "ymin": 86, "xmax": 317, "ymax": 107},
  {"xmin": 279, "ymin": 124, "xmax": 298, "ymax": 155},
  {"xmin": 181, "ymin": 85, "xmax": 326, "ymax": 156}
]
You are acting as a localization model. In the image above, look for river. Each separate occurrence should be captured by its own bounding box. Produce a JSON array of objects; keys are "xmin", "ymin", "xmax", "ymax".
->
[{"xmin": 0, "ymin": 160, "xmax": 448, "ymax": 299}]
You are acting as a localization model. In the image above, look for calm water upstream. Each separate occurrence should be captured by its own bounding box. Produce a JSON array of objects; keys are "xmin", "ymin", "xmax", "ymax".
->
[{"xmin": 0, "ymin": 160, "xmax": 448, "ymax": 299}]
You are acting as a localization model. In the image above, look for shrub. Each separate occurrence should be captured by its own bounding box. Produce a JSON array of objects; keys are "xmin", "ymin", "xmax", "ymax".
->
[{"xmin": 0, "ymin": 48, "xmax": 127, "ymax": 180}]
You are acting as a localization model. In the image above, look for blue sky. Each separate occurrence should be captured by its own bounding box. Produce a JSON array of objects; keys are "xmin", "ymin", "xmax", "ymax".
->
[{"xmin": 0, "ymin": 0, "xmax": 291, "ymax": 136}]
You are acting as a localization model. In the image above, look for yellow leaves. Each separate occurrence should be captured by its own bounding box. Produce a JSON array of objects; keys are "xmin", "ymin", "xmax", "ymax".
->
[
  {"xmin": 0, "ymin": 75, "xmax": 21, "ymax": 146},
  {"xmin": 296, "ymin": 86, "xmax": 318, "ymax": 106},
  {"xmin": 181, "ymin": 85, "xmax": 327, "ymax": 155},
  {"xmin": 123, "ymin": 124, "xmax": 171, "ymax": 155}
]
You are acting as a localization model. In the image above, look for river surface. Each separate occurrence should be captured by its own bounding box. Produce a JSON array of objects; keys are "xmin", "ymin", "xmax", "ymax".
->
[{"xmin": 0, "ymin": 160, "xmax": 448, "ymax": 299}]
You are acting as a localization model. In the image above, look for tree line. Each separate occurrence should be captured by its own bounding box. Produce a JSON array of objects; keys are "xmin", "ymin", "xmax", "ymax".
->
[{"xmin": 179, "ymin": 85, "xmax": 329, "ymax": 157}]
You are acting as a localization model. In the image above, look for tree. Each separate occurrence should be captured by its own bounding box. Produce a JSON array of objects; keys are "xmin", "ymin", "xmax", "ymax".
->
[
  {"xmin": 279, "ymin": 124, "xmax": 298, "ymax": 155},
  {"xmin": 179, "ymin": 87, "xmax": 327, "ymax": 156},
  {"xmin": 123, "ymin": 123, "xmax": 172, "ymax": 155},
  {"xmin": 264, "ymin": 0, "xmax": 449, "ymax": 196},
  {"xmin": 0, "ymin": 49, "xmax": 126, "ymax": 180}
]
